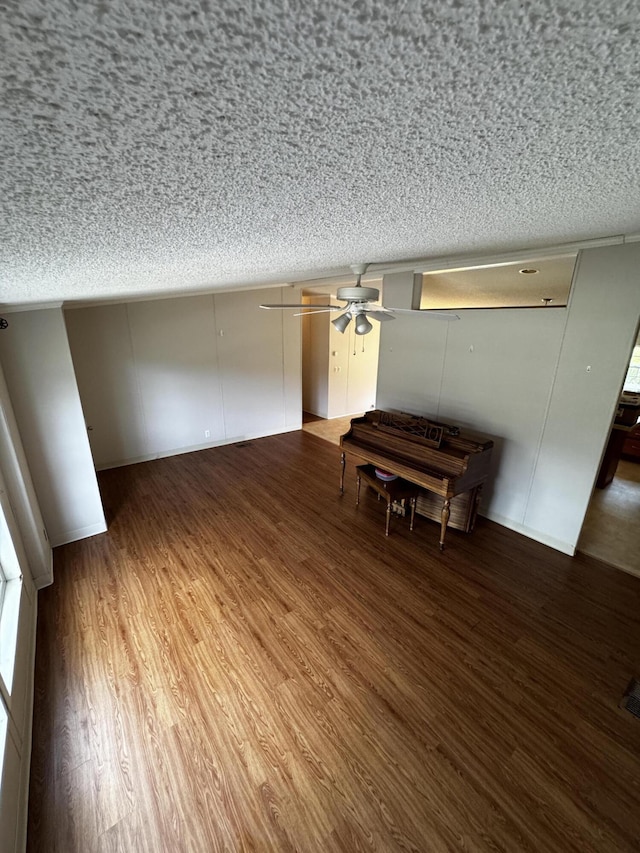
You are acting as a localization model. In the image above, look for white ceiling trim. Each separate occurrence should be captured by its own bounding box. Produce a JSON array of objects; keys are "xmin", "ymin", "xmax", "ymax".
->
[
  {"xmin": 385, "ymin": 235, "xmax": 625, "ymax": 276},
  {"xmin": 1, "ymin": 302, "xmax": 64, "ymax": 314}
]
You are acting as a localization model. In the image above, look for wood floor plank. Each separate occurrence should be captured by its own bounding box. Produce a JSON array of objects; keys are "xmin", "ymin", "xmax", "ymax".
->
[{"xmin": 27, "ymin": 430, "xmax": 640, "ymax": 852}]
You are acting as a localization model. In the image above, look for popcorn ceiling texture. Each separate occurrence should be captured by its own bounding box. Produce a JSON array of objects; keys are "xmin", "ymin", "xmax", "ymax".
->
[{"xmin": 1, "ymin": 0, "xmax": 639, "ymax": 305}]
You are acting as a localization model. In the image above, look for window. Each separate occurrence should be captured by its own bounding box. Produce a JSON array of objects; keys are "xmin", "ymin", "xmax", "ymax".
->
[
  {"xmin": 0, "ymin": 560, "xmax": 5, "ymax": 625},
  {"xmin": 0, "ymin": 569, "xmax": 21, "ymax": 697},
  {"xmin": 0, "ymin": 488, "xmax": 23, "ymax": 813},
  {"xmin": 623, "ymin": 345, "xmax": 640, "ymax": 393}
]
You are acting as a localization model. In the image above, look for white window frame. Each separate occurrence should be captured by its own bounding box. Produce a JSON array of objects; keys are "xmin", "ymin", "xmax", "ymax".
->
[
  {"xmin": 0, "ymin": 486, "xmax": 25, "ymax": 833},
  {"xmin": 0, "ymin": 558, "xmax": 8, "ymax": 784},
  {"xmin": 0, "ymin": 560, "xmax": 5, "ymax": 617},
  {"xmin": 623, "ymin": 344, "xmax": 640, "ymax": 393},
  {"xmin": 0, "ymin": 485, "xmax": 23, "ymax": 702}
]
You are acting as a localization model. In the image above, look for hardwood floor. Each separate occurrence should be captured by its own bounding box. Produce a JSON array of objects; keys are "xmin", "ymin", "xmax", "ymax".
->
[
  {"xmin": 578, "ymin": 458, "xmax": 640, "ymax": 577},
  {"xmin": 27, "ymin": 430, "xmax": 640, "ymax": 852},
  {"xmin": 301, "ymin": 412, "xmax": 356, "ymax": 446}
]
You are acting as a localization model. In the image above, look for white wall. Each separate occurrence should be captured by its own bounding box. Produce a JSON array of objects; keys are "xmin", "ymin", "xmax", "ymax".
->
[
  {"xmin": 215, "ymin": 289, "xmax": 299, "ymax": 439},
  {"xmin": 302, "ymin": 297, "xmax": 330, "ymax": 415},
  {"xmin": 0, "ymin": 309, "xmax": 106, "ymax": 547},
  {"xmin": 377, "ymin": 243, "xmax": 640, "ymax": 554},
  {"xmin": 65, "ymin": 288, "xmax": 301, "ymax": 469},
  {"xmin": 61, "ymin": 302, "xmax": 149, "ymax": 465},
  {"xmin": 129, "ymin": 296, "xmax": 225, "ymax": 453},
  {"xmin": 524, "ymin": 243, "xmax": 640, "ymax": 550}
]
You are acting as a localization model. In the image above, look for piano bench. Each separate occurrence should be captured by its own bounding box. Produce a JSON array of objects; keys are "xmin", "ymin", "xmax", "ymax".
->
[{"xmin": 355, "ymin": 464, "xmax": 419, "ymax": 537}]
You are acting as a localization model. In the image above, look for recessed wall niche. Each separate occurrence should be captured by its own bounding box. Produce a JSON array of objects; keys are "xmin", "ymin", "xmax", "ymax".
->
[{"xmin": 414, "ymin": 253, "xmax": 578, "ymax": 310}]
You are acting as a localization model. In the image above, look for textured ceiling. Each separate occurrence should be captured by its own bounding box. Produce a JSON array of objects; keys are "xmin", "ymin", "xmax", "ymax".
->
[{"xmin": 1, "ymin": 0, "xmax": 639, "ymax": 307}]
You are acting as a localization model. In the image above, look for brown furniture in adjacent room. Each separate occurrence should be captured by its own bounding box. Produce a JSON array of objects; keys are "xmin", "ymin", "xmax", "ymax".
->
[
  {"xmin": 622, "ymin": 422, "xmax": 640, "ymax": 461},
  {"xmin": 596, "ymin": 392, "xmax": 640, "ymax": 487},
  {"xmin": 340, "ymin": 409, "xmax": 494, "ymax": 550}
]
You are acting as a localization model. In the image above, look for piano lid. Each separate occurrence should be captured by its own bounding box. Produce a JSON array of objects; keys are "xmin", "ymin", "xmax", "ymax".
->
[{"xmin": 345, "ymin": 410, "xmax": 493, "ymax": 453}]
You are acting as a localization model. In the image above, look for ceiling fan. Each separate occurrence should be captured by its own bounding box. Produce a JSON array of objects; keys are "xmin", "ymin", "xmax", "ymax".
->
[{"xmin": 260, "ymin": 264, "xmax": 459, "ymax": 335}]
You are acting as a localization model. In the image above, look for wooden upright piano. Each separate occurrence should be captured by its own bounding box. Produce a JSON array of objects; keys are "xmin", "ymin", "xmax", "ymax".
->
[{"xmin": 340, "ymin": 409, "xmax": 494, "ymax": 550}]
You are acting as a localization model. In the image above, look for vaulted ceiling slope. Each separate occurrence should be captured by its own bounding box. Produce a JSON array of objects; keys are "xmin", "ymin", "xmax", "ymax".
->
[{"xmin": 1, "ymin": 0, "xmax": 639, "ymax": 306}]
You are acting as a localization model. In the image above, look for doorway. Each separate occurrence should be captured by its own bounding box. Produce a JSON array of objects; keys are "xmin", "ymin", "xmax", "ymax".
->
[
  {"xmin": 578, "ymin": 331, "xmax": 640, "ymax": 576},
  {"xmin": 300, "ymin": 280, "xmax": 381, "ymax": 438}
]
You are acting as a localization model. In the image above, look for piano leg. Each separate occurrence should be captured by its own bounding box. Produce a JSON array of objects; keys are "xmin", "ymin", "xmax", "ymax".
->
[
  {"xmin": 409, "ymin": 496, "xmax": 416, "ymax": 531},
  {"xmin": 340, "ymin": 452, "xmax": 346, "ymax": 494},
  {"xmin": 440, "ymin": 499, "xmax": 451, "ymax": 551}
]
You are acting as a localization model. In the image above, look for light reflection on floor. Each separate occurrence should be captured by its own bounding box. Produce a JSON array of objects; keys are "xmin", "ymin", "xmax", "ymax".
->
[{"xmin": 301, "ymin": 413, "xmax": 359, "ymax": 446}]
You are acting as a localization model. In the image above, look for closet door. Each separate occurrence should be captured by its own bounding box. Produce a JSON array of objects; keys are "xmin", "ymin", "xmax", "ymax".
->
[{"xmin": 345, "ymin": 320, "xmax": 380, "ymax": 415}]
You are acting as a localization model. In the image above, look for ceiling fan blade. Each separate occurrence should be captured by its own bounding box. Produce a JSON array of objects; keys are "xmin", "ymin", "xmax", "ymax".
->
[
  {"xmin": 292, "ymin": 308, "xmax": 343, "ymax": 316},
  {"xmin": 366, "ymin": 310, "xmax": 396, "ymax": 322},
  {"xmin": 259, "ymin": 303, "xmax": 338, "ymax": 310},
  {"xmin": 383, "ymin": 308, "xmax": 460, "ymax": 320}
]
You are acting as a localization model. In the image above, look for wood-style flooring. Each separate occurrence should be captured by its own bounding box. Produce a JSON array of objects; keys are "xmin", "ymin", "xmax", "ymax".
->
[
  {"xmin": 27, "ymin": 430, "xmax": 640, "ymax": 852},
  {"xmin": 578, "ymin": 458, "xmax": 640, "ymax": 577},
  {"xmin": 301, "ymin": 412, "xmax": 356, "ymax": 447}
]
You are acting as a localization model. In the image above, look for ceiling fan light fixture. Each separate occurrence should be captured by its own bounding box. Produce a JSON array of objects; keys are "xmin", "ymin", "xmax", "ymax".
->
[
  {"xmin": 354, "ymin": 314, "xmax": 373, "ymax": 336},
  {"xmin": 331, "ymin": 312, "xmax": 352, "ymax": 333},
  {"xmin": 260, "ymin": 261, "xmax": 458, "ymax": 334}
]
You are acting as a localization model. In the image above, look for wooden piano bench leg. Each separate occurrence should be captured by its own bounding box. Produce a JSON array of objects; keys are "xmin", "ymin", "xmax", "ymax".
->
[
  {"xmin": 409, "ymin": 496, "xmax": 416, "ymax": 531},
  {"xmin": 440, "ymin": 499, "xmax": 451, "ymax": 551},
  {"xmin": 385, "ymin": 498, "xmax": 392, "ymax": 536},
  {"xmin": 340, "ymin": 452, "xmax": 346, "ymax": 494},
  {"xmin": 356, "ymin": 472, "xmax": 362, "ymax": 506}
]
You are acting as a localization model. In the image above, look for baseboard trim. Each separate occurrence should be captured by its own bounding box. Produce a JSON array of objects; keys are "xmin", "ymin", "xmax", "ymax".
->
[
  {"xmin": 95, "ymin": 425, "xmax": 301, "ymax": 472},
  {"xmin": 483, "ymin": 510, "xmax": 576, "ymax": 556},
  {"xmin": 32, "ymin": 548, "xmax": 54, "ymax": 590},
  {"xmin": 50, "ymin": 521, "xmax": 108, "ymax": 548}
]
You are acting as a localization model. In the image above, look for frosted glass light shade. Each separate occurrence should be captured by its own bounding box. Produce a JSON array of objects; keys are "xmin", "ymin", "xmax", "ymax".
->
[
  {"xmin": 331, "ymin": 312, "xmax": 352, "ymax": 333},
  {"xmin": 354, "ymin": 314, "xmax": 373, "ymax": 335}
]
